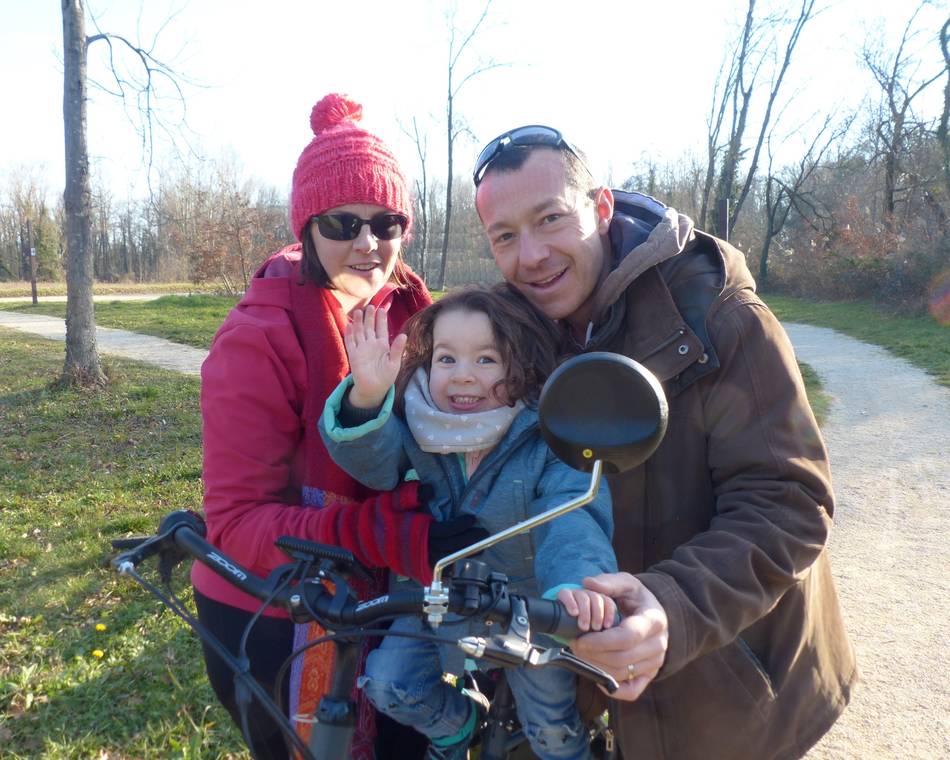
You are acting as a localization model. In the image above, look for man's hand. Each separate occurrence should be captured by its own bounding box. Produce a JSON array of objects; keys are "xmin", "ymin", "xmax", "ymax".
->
[
  {"xmin": 344, "ymin": 305, "xmax": 407, "ymax": 408},
  {"xmin": 557, "ymin": 586, "xmax": 617, "ymax": 633},
  {"xmin": 570, "ymin": 572, "xmax": 669, "ymax": 701}
]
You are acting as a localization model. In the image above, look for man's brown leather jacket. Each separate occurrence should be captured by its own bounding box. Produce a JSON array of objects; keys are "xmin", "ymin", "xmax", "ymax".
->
[{"xmin": 578, "ymin": 192, "xmax": 856, "ymax": 759}]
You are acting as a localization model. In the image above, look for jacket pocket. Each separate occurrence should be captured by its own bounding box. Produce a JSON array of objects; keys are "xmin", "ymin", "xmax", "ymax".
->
[{"xmin": 717, "ymin": 637, "xmax": 777, "ymax": 719}]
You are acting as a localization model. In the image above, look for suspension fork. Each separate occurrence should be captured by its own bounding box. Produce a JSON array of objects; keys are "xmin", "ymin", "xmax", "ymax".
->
[
  {"xmin": 479, "ymin": 673, "xmax": 524, "ymax": 760},
  {"xmin": 303, "ymin": 639, "xmax": 361, "ymax": 759}
]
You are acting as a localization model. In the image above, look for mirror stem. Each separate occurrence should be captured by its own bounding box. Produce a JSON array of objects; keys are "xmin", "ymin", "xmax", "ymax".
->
[{"xmin": 425, "ymin": 460, "xmax": 604, "ymax": 626}]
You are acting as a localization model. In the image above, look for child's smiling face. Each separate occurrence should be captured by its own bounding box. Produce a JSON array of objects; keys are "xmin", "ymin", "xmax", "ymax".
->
[{"xmin": 428, "ymin": 308, "xmax": 508, "ymax": 414}]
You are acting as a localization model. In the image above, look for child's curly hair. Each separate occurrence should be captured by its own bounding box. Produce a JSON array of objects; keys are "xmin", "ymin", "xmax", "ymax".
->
[{"xmin": 395, "ymin": 283, "xmax": 563, "ymax": 410}]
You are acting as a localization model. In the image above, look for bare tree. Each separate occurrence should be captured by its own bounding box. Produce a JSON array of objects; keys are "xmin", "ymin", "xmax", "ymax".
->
[
  {"xmin": 62, "ymin": 0, "xmax": 103, "ymax": 385},
  {"xmin": 400, "ymin": 115, "xmax": 431, "ymax": 278},
  {"xmin": 60, "ymin": 0, "xmax": 188, "ymax": 387},
  {"xmin": 758, "ymin": 113, "xmax": 847, "ymax": 288},
  {"xmin": 437, "ymin": 0, "xmax": 505, "ymax": 290},
  {"xmin": 863, "ymin": 3, "xmax": 945, "ymax": 230},
  {"xmin": 699, "ymin": 51, "xmax": 740, "ymax": 229},
  {"xmin": 0, "ymin": 168, "xmax": 62, "ymax": 282},
  {"xmin": 938, "ymin": 17, "xmax": 950, "ymax": 198},
  {"xmin": 704, "ymin": 0, "xmax": 817, "ymax": 237}
]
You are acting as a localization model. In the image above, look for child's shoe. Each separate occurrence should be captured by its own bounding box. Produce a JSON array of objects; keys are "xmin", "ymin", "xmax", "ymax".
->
[
  {"xmin": 425, "ymin": 694, "xmax": 487, "ymax": 760},
  {"xmin": 425, "ymin": 732, "xmax": 475, "ymax": 760}
]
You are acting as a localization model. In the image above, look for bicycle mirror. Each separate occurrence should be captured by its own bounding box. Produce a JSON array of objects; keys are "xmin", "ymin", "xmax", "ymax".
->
[{"xmin": 538, "ymin": 352, "xmax": 668, "ymax": 474}]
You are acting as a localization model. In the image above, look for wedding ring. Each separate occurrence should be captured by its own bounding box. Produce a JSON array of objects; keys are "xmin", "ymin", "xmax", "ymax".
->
[{"xmin": 626, "ymin": 662, "xmax": 636, "ymax": 681}]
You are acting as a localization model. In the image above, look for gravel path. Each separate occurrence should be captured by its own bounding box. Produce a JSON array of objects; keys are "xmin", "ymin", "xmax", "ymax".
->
[
  {"xmin": 1, "ymin": 313, "xmax": 947, "ymax": 757},
  {"xmin": 785, "ymin": 324, "xmax": 950, "ymax": 760}
]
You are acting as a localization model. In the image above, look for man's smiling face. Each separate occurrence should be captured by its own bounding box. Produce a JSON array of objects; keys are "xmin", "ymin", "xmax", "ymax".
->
[{"xmin": 475, "ymin": 148, "xmax": 613, "ymax": 331}]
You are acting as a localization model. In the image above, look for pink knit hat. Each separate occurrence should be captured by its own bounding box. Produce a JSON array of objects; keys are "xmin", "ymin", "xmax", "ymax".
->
[{"xmin": 290, "ymin": 93, "xmax": 412, "ymax": 241}]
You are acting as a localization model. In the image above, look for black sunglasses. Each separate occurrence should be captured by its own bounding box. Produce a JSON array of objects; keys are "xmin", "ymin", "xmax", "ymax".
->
[
  {"xmin": 311, "ymin": 212, "xmax": 408, "ymax": 241},
  {"xmin": 472, "ymin": 124, "xmax": 592, "ymax": 186}
]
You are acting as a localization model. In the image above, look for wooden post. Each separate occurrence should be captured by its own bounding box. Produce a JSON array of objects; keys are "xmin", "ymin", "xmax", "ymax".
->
[
  {"xmin": 27, "ymin": 219, "xmax": 38, "ymax": 305},
  {"xmin": 716, "ymin": 198, "xmax": 730, "ymax": 242}
]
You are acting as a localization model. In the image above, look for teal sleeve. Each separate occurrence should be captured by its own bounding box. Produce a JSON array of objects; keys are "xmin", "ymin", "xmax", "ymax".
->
[
  {"xmin": 321, "ymin": 375, "xmax": 395, "ymax": 442},
  {"xmin": 541, "ymin": 583, "xmax": 583, "ymax": 601}
]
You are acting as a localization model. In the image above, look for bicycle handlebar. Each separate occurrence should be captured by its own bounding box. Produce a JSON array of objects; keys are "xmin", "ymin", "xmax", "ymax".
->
[
  {"xmin": 113, "ymin": 510, "xmax": 619, "ymax": 760},
  {"xmin": 113, "ymin": 510, "xmax": 583, "ymax": 641}
]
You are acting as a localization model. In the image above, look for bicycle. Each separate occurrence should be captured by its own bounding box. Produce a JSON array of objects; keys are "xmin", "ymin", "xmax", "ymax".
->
[{"xmin": 112, "ymin": 351, "xmax": 668, "ymax": 760}]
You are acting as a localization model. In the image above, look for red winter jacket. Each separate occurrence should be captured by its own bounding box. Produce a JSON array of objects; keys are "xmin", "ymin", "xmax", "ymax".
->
[{"xmin": 191, "ymin": 248, "xmax": 432, "ymax": 615}]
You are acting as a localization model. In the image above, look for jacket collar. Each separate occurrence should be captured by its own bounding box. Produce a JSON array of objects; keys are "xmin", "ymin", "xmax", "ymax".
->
[
  {"xmin": 588, "ymin": 190, "xmax": 695, "ymax": 328},
  {"xmin": 584, "ymin": 194, "xmax": 720, "ymax": 391}
]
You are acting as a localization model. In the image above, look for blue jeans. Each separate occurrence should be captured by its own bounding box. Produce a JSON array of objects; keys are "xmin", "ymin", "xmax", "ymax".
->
[{"xmin": 359, "ymin": 617, "xmax": 591, "ymax": 760}]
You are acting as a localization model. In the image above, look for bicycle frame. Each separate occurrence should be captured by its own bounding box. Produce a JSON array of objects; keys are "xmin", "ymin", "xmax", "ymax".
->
[{"xmin": 114, "ymin": 513, "xmax": 611, "ymax": 760}]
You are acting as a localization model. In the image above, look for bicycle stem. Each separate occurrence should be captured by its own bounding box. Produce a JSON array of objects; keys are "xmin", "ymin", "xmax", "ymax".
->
[{"xmin": 425, "ymin": 459, "xmax": 603, "ymax": 627}]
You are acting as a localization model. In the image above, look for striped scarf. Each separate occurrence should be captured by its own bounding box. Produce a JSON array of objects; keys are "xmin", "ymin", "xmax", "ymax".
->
[{"xmin": 286, "ymin": 258, "xmax": 430, "ymax": 758}]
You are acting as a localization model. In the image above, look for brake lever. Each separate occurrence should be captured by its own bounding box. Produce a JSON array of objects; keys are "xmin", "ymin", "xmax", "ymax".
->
[
  {"xmin": 274, "ymin": 535, "xmax": 373, "ymax": 585},
  {"xmin": 530, "ymin": 647, "xmax": 620, "ymax": 694},
  {"xmin": 111, "ymin": 537, "xmax": 149, "ymax": 551},
  {"xmin": 112, "ymin": 535, "xmax": 165, "ymax": 574},
  {"xmin": 112, "ymin": 510, "xmax": 206, "ymax": 579},
  {"xmin": 457, "ymin": 636, "xmax": 618, "ymax": 694}
]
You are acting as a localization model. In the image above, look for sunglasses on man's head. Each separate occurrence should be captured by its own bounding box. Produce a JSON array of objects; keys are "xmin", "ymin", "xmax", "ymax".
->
[
  {"xmin": 311, "ymin": 212, "xmax": 408, "ymax": 241},
  {"xmin": 472, "ymin": 124, "xmax": 593, "ymax": 186}
]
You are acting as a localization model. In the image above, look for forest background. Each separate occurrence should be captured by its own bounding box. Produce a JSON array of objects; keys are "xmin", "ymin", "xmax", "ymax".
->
[{"xmin": 2, "ymin": 0, "xmax": 949, "ymax": 320}]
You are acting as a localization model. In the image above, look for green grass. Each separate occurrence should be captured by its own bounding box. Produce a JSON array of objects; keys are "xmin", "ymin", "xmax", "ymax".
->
[
  {"xmin": 1, "ymin": 290, "xmax": 843, "ymax": 420},
  {"xmin": 0, "ymin": 295, "xmax": 238, "ymax": 349},
  {"xmin": 0, "ymin": 282, "xmax": 221, "ymax": 298},
  {"xmin": 6, "ymin": 291, "xmax": 913, "ymax": 756},
  {"xmin": 798, "ymin": 362, "xmax": 831, "ymax": 426},
  {"xmin": 0, "ymin": 329, "xmax": 248, "ymax": 758},
  {"xmin": 764, "ymin": 294, "xmax": 950, "ymax": 388}
]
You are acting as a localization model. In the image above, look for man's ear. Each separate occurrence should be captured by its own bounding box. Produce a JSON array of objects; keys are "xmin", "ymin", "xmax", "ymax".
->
[{"xmin": 594, "ymin": 187, "xmax": 614, "ymax": 234}]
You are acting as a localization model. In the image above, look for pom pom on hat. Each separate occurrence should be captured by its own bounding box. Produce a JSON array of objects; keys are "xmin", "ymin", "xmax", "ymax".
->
[
  {"xmin": 310, "ymin": 94, "xmax": 363, "ymax": 134},
  {"xmin": 290, "ymin": 93, "xmax": 412, "ymax": 241}
]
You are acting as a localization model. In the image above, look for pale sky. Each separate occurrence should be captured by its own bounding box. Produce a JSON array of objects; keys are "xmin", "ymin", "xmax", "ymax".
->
[{"xmin": 1, "ymin": 0, "xmax": 946, "ymax": 204}]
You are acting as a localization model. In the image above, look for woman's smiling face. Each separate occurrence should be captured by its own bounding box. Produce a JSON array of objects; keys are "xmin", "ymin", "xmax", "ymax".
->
[{"xmin": 310, "ymin": 202, "xmax": 402, "ymax": 312}]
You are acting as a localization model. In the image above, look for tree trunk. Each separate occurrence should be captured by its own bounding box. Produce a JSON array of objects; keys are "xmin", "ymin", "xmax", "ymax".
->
[
  {"xmin": 882, "ymin": 131, "xmax": 899, "ymax": 231},
  {"xmin": 438, "ymin": 89, "xmax": 453, "ymax": 292},
  {"xmin": 940, "ymin": 19, "xmax": 950, "ymax": 199},
  {"xmin": 699, "ymin": 140, "xmax": 717, "ymax": 230},
  {"xmin": 62, "ymin": 0, "xmax": 106, "ymax": 387},
  {"xmin": 759, "ymin": 179, "xmax": 776, "ymax": 289}
]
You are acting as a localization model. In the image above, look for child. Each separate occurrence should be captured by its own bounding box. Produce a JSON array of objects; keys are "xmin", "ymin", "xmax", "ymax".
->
[{"xmin": 320, "ymin": 284, "xmax": 617, "ymax": 760}]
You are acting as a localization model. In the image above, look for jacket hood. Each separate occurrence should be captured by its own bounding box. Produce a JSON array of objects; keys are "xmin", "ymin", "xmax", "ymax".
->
[
  {"xmin": 590, "ymin": 191, "xmax": 695, "ymax": 324},
  {"xmin": 231, "ymin": 244, "xmax": 303, "ymax": 312}
]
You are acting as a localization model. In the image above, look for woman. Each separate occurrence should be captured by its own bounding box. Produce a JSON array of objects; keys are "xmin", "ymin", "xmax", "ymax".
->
[{"xmin": 192, "ymin": 94, "xmax": 477, "ymax": 759}]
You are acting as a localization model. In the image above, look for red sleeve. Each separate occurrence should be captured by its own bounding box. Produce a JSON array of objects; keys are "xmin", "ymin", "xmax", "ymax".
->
[
  {"xmin": 201, "ymin": 316, "xmax": 318, "ymax": 576},
  {"xmin": 200, "ymin": 314, "xmax": 432, "ymax": 584}
]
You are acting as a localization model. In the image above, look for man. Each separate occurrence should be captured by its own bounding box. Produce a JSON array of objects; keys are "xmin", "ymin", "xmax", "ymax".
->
[{"xmin": 473, "ymin": 126, "xmax": 856, "ymax": 760}]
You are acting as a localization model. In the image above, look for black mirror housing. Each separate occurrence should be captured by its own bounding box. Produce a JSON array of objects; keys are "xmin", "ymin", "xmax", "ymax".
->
[{"xmin": 538, "ymin": 352, "xmax": 668, "ymax": 474}]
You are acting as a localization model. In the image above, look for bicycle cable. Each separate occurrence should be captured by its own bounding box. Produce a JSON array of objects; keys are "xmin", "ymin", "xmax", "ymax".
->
[{"xmin": 119, "ymin": 564, "xmax": 318, "ymax": 760}]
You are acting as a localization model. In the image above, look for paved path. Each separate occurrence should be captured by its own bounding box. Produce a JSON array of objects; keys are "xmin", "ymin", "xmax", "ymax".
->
[
  {"xmin": 0, "ymin": 310, "xmax": 206, "ymax": 376},
  {"xmin": 0, "ymin": 293, "xmax": 188, "ymax": 303},
  {"xmin": 1, "ymin": 312, "xmax": 948, "ymax": 757}
]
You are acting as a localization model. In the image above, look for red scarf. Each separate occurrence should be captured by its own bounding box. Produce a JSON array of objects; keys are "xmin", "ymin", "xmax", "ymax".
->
[{"xmin": 285, "ymin": 253, "xmax": 431, "ymax": 758}]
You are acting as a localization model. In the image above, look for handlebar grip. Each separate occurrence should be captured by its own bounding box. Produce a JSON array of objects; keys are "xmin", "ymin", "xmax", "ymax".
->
[
  {"xmin": 524, "ymin": 597, "xmax": 581, "ymax": 641},
  {"xmin": 159, "ymin": 509, "xmax": 207, "ymax": 538}
]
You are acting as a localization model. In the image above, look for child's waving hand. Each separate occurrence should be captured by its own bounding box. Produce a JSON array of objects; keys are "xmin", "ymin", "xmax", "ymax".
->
[{"xmin": 345, "ymin": 305, "xmax": 408, "ymax": 409}]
